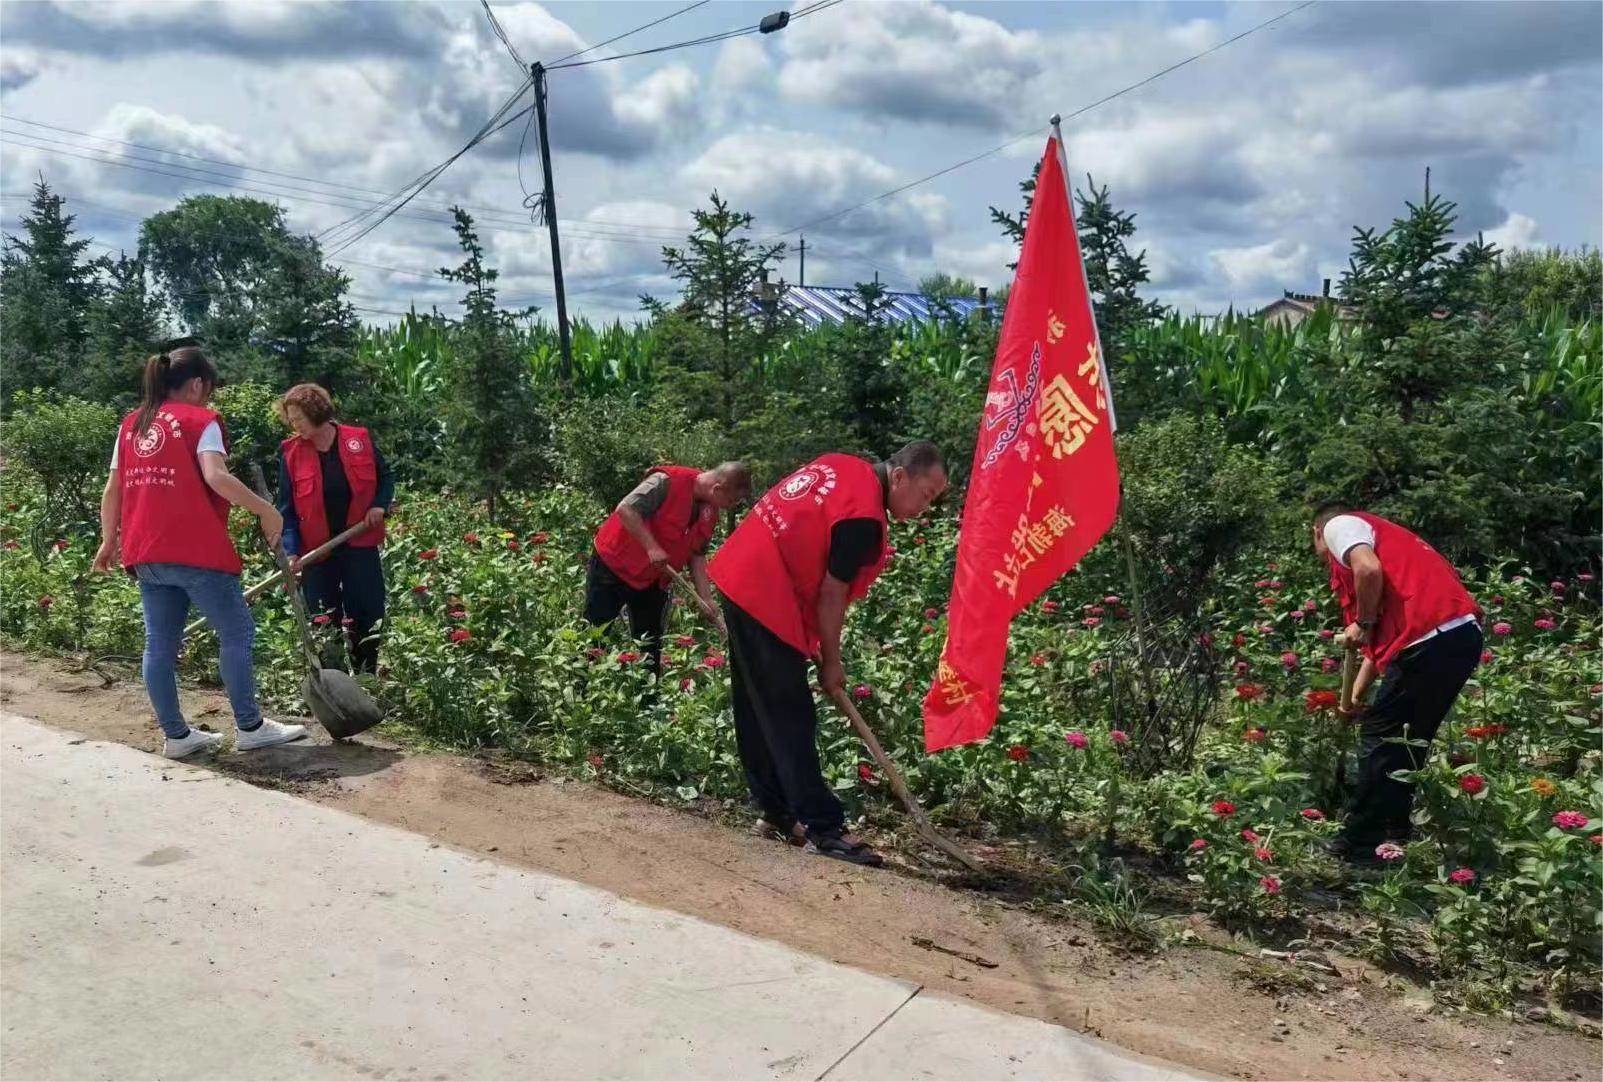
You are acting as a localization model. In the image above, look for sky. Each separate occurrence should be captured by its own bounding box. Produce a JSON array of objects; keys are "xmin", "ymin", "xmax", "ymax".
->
[{"xmin": 1, "ymin": 0, "xmax": 1598, "ymax": 327}]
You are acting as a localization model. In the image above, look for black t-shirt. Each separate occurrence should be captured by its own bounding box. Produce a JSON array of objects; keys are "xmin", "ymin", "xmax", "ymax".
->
[
  {"xmin": 826, "ymin": 462, "xmax": 891, "ymax": 582},
  {"xmin": 320, "ymin": 446, "xmax": 352, "ymax": 531}
]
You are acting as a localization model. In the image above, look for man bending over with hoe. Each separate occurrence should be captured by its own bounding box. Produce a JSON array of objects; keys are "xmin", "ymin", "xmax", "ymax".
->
[
  {"xmin": 587, "ymin": 462, "xmax": 751, "ymax": 673},
  {"xmin": 1313, "ymin": 503, "xmax": 1482, "ymax": 865},
  {"xmin": 710, "ymin": 442, "xmax": 948, "ymax": 867}
]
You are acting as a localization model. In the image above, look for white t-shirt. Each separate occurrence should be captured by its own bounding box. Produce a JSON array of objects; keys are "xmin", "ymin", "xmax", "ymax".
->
[
  {"xmin": 110, "ymin": 421, "xmax": 225, "ymax": 468},
  {"xmin": 1322, "ymin": 514, "xmax": 1375, "ymax": 568}
]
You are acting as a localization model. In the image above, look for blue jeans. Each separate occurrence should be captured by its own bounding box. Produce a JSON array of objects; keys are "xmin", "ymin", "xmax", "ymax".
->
[{"xmin": 135, "ymin": 563, "xmax": 262, "ymax": 739}]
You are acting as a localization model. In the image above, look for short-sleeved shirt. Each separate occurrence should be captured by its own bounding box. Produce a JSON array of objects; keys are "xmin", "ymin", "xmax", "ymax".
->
[
  {"xmin": 623, "ymin": 472, "xmax": 711, "ymax": 555},
  {"xmin": 1323, "ymin": 514, "xmax": 1376, "ymax": 568},
  {"xmin": 110, "ymin": 421, "xmax": 224, "ymax": 468},
  {"xmin": 826, "ymin": 462, "xmax": 891, "ymax": 582}
]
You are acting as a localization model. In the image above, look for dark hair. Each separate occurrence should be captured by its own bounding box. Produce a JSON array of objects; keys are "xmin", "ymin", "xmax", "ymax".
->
[
  {"xmin": 277, "ymin": 383, "xmax": 336, "ymax": 427},
  {"xmin": 1312, "ymin": 500, "xmax": 1349, "ymax": 529},
  {"xmin": 135, "ymin": 346, "xmax": 218, "ymax": 436},
  {"xmin": 887, "ymin": 440, "xmax": 945, "ymax": 476},
  {"xmin": 715, "ymin": 461, "xmax": 753, "ymax": 501}
]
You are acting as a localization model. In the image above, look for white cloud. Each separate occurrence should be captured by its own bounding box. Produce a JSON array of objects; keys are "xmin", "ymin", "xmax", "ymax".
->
[
  {"xmin": 1483, "ymin": 212, "xmax": 1541, "ymax": 251},
  {"xmin": 0, "ymin": 48, "xmax": 47, "ymax": 93},
  {"xmin": 713, "ymin": 37, "xmax": 769, "ymax": 95},
  {"xmin": 1210, "ymin": 239, "xmax": 1317, "ymax": 295}
]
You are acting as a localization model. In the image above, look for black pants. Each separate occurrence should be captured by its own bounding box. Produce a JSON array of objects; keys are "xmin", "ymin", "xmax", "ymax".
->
[
  {"xmin": 583, "ymin": 555, "xmax": 668, "ymax": 673},
  {"xmin": 301, "ymin": 545, "xmax": 386, "ymax": 673},
  {"xmin": 722, "ymin": 598, "xmax": 844, "ymax": 836},
  {"xmin": 1342, "ymin": 622, "xmax": 1483, "ymax": 846}
]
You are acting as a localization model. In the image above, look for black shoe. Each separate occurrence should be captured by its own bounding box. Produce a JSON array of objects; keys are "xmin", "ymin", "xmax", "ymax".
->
[{"xmin": 805, "ymin": 829, "xmax": 884, "ymax": 867}]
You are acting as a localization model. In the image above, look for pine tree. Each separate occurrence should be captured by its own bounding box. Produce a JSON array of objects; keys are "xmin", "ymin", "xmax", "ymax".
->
[
  {"xmin": 0, "ymin": 179, "xmax": 105, "ymax": 398},
  {"xmin": 84, "ymin": 250, "xmax": 165, "ymax": 406}
]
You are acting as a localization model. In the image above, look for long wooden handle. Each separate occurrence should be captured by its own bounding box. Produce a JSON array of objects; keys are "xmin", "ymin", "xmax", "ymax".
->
[
  {"xmin": 829, "ymin": 689, "xmax": 984, "ymax": 873},
  {"xmin": 182, "ymin": 520, "xmax": 370, "ymax": 639},
  {"xmin": 1340, "ymin": 644, "xmax": 1358, "ymax": 713},
  {"xmin": 666, "ymin": 567, "xmax": 723, "ymax": 628}
]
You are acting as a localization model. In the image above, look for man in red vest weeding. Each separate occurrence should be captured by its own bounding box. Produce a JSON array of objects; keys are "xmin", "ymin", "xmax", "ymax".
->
[
  {"xmin": 587, "ymin": 462, "xmax": 751, "ymax": 672},
  {"xmin": 711, "ymin": 442, "xmax": 948, "ymax": 867},
  {"xmin": 1314, "ymin": 504, "xmax": 1482, "ymax": 864}
]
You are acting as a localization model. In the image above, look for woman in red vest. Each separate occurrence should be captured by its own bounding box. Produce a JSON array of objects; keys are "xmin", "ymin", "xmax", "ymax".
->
[
  {"xmin": 1314, "ymin": 504, "xmax": 1482, "ymax": 864},
  {"xmin": 587, "ymin": 462, "xmax": 751, "ymax": 673},
  {"xmin": 92, "ymin": 346, "xmax": 307, "ymax": 759},
  {"xmin": 276, "ymin": 384, "xmax": 393, "ymax": 674},
  {"xmin": 710, "ymin": 441, "xmax": 948, "ymax": 867}
]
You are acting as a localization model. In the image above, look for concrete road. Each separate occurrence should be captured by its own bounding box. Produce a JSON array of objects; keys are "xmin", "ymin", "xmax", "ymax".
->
[{"xmin": 0, "ymin": 715, "xmax": 1192, "ymax": 1081}]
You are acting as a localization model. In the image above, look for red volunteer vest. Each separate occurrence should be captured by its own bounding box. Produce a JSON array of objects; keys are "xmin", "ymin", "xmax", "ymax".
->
[
  {"xmin": 711, "ymin": 454, "xmax": 889, "ymax": 658},
  {"xmin": 281, "ymin": 425, "xmax": 385, "ymax": 552},
  {"xmin": 1324, "ymin": 511, "xmax": 1481, "ymax": 672},
  {"xmin": 594, "ymin": 465, "xmax": 715, "ymax": 590},
  {"xmin": 117, "ymin": 403, "xmax": 242, "ymax": 576}
]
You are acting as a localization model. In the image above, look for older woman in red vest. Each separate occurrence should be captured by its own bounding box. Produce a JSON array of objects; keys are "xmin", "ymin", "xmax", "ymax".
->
[
  {"xmin": 276, "ymin": 384, "xmax": 394, "ymax": 674},
  {"xmin": 587, "ymin": 462, "xmax": 751, "ymax": 672},
  {"xmin": 1314, "ymin": 504, "xmax": 1482, "ymax": 864},
  {"xmin": 710, "ymin": 441, "xmax": 947, "ymax": 867},
  {"xmin": 92, "ymin": 345, "xmax": 306, "ymax": 758}
]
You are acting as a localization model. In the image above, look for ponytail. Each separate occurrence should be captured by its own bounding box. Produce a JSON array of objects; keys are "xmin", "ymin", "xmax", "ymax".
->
[{"xmin": 134, "ymin": 346, "xmax": 218, "ymax": 435}]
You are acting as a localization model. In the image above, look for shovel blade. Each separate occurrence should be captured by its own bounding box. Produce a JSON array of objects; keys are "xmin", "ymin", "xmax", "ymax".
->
[{"xmin": 302, "ymin": 668, "xmax": 383, "ymax": 740}]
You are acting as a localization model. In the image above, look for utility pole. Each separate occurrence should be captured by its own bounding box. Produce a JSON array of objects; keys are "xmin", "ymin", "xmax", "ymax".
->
[
  {"xmin": 797, "ymin": 234, "xmax": 806, "ymax": 287},
  {"xmin": 531, "ymin": 62, "xmax": 573, "ymax": 385}
]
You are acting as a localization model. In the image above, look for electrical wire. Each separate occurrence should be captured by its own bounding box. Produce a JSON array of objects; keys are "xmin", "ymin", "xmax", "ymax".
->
[
  {"xmin": 550, "ymin": 0, "xmax": 711, "ymax": 66},
  {"xmin": 480, "ymin": 0, "xmax": 529, "ymax": 75},
  {"xmin": 547, "ymin": 0, "xmax": 844, "ymax": 71},
  {"xmin": 781, "ymin": 0, "xmax": 1316, "ymax": 235}
]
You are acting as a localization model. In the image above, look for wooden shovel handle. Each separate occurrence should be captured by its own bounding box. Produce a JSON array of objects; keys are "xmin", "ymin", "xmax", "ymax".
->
[
  {"xmin": 182, "ymin": 520, "xmax": 370, "ymax": 640},
  {"xmin": 666, "ymin": 567, "xmax": 724, "ymax": 630},
  {"xmin": 1339, "ymin": 644, "xmax": 1359, "ymax": 714}
]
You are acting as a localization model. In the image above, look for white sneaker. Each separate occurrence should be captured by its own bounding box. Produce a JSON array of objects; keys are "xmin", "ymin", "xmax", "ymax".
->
[
  {"xmin": 234, "ymin": 718, "xmax": 308, "ymax": 751},
  {"xmin": 164, "ymin": 729, "xmax": 224, "ymax": 759}
]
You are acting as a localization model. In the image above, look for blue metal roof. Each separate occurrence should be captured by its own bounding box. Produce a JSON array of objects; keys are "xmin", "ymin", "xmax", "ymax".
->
[{"xmin": 755, "ymin": 285, "xmax": 994, "ymax": 328}]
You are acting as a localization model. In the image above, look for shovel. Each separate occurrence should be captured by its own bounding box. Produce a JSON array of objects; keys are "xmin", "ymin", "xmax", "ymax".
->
[
  {"xmin": 181, "ymin": 520, "xmax": 371, "ymax": 640},
  {"xmin": 1333, "ymin": 642, "xmax": 1359, "ymax": 793},
  {"xmin": 248, "ymin": 466, "xmax": 384, "ymax": 740},
  {"xmin": 666, "ymin": 569, "xmax": 983, "ymax": 873}
]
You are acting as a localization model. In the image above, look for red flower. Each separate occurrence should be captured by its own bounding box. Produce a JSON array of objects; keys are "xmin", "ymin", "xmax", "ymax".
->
[
  {"xmin": 1232, "ymin": 633, "xmax": 1247, "ymax": 649},
  {"xmin": 679, "ymin": 677, "xmax": 694, "ymax": 693},
  {"xmin": 52, "ymin": 539, "xmax": 69, "ymax": 551},
  {"xmin": 342, "ymin": 617, "xmax": 355, "ymax": 628},
  {"xmin": 1479, "ymin": 649, "xmax": 1493, "ymax": 664},
  {"xmin": 1240, "ymin": 829, "xmax": 1261, "ymax": 843},
  {"xmin": 506, "ymin": 539, "xmax": 521, "ymax": 552},
  {"xmin": 2, "ymin": 541, "xmax": 18, "ymax": 550},
  {"xmin": 1065, "ymin": 731, "xmax": 1088, "ymax": 749},
  {"xmin": 1041, "ymin": 600, "xmax": 1060, "ymax": 614},
  {"xmin": 852, "ymin": 684, "xmax": 873, "ymax": 701},
  {"xmin": 447, "ymin": 608, "xmax": 467, "ymax": 620},
  {"xmin": 1254, "ymin": 579, "xmax": 1271, "ymax": 589},
  {"xmin": 587, "ymin": 753, "xmax": 604, "ymax": 770},
  {"xmin": 914, "ymin": 535, "xmax": 926, "ymax": 546},
  {"xmin": 857, "ymin": 762, "xmax": 878, "ymax": 784},
  {"xmin": 532, "ymin": 551, "xmax": 548, "ymax": 564},
  {"xmin": 1321, "ymin": 657, "xmax": 1339, "ymax": 673},
  {"xmin": 1448, "ymin": 868, "xmax": 1476, "ymax": 885},
  {"xmin": 448, "ymin": 628, "xmax": 471, "ymax": 643},
  {"xmin": 1550, "ymin": 580, "xmax": 1566, "ymax": 594},
  {"xmin": 1189, "ymin": 838, "xmax": 1208, "ymax": 852},
  {"xmin": 1029, "ymin": 653, "xmax": 1047, "ymax": 667},
  {"xmin": 1458, "ymin": 774, "xmax": 1486, "ymax": 795},
  {"xmin": 1103, "ymin": 595, "xmax": 1121, "ymax": 605},
  {"xmin": 1259, "ymin": 875, "xmax": 1281, "ymax": 895},
  {"xmin": 675, "ymin": 635, "xmax": 696, "ymax": 648},
  {"xmin": 1301, "ymin": 807, "xmax": 1326, "ymax": 821},
  {"xmin": 1269, "ymin": 580, "xmax": 1283, "ymax": 590},
  {"xmin": 411, "ymin": 583, "xmax": 429, "ymax": 595},
  {"xmin": 531, "ymin": 531, "xmax": 550, "ymax": 545},
  {"xmin": 586, "ymin": 647, "xmax": 605, "ymax": 661},
  {"xmin": 1198, "ymin": 632, "xmax": 1214, "ymax": 648},
  {"xmin": 922, "ymin": 623, "xmax": 935, "ymax": 634},
  {"xmin": 1254, "ymin": 847, "xmax": 1274, "ymax": 863},
  {"xmin": 1280, "ymin": 651, "xmax": 1300, "ymax": 670},
  {"xmin": 1234, "ymin": 660, "xmax": 1251, "ymax": 677},
  {"xmin": 37, "ymin": 596, "xmax": 53, "ymax": 610},
  {"xmin": 1552, "ymin": 810, "xmax": 1590, "ymax": 830},
  {"xmin": 419, "ymin": 548, "xmax": 438, "ymax": 561},
  {"xmin": 1211, "ymin": 800, "xmax": 1236, "ymax": 817},
  {"xmin": 1304, "ymin": 689, "xmax": 1339, "ymax": 713},
  {"xmin": 1491, "ymin": 621, "xmax": 1512, "ymax": 636},
  {"xmin": 701, "ymin": 654, "xmax": 726, "ymax": 669},
  {"xmin": 924, "ymin": 607, "xmax": 939, "ymax": 620},
  {"xmin": 1109, "ymin": 729, "xmax": 1129, "ymax": 745},
  {"xmin": 1319, "ymin": 628, "xmax": 1335, "ymax": 640},
  {"xmin": 1235, "ymin": 683, "xmax": 1266, "ymax": 701},
  {"xmin": 463, "ymin": 532, "xmax": 480, "ymax": 545},
  {"xmin": 1007, "ymin": 745, "xmax": 1030, "ymax": 762},
  {"xmin": 618, "ymin": 651, "xmax": 641, "ymax": 665},
  {"xmin": 4, "ymin": 503, "xmax": 15, "ymax": 511},
  {"xmin": 1302, "ymin": 600, "xmax": 1318, "ymax": 612},
  {"xmin": 312, "ymin": 614, "xmax": 331, "ymax": 626},
  {"xmin": 1243, "ymin": 728, "xmax": 1268, "ymax": 744},
  {"xmin": 1534, "ymin": 618, "xmax": 1556, "ymax": 631},
  {"xmin": 1089, "ymin": 605, "xmax": 1106, "ymax": 616},
  {"xmin": 1082, "ymin": 617, "xmax": 1102, "ymax": 628}
]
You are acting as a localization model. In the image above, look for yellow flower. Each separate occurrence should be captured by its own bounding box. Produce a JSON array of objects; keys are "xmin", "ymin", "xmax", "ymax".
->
[{"xmin": 1530, "ymin": 777, "xmax": 1557, "ymax": 798}]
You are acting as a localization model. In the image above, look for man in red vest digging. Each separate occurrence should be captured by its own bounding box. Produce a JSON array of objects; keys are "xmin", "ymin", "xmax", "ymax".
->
[
  {"xmin": 587, "ymin": 462, "xmax": 752, "ymax": 672},
  {"xmin": 711, "ymin": 442, "xmax": 948, "ymax": 867},
  {"xmin": 1314, "ymin": 504, "xmax": 1483, "ymax": 864}
]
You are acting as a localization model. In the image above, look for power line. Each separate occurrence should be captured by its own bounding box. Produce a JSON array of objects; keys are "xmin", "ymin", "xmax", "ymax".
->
[
  {"xmin": 551, "ymin": 0, "xmax": 711, "ymax": 66},
  {"xmin": 480, "ymin": 0, "xmax": 529, "ymax": 75},
  {"xmin": 547, "ymin": 0, "xmax": 842, "ymax": 71},
  {"xmin": 782, "ymin": 0, "xmax": 1316, "ymax": 235}
]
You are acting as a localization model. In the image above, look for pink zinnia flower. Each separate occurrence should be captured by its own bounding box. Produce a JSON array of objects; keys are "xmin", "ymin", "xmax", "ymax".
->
[
  {"xmin": 1479, "ymin": 650, "xmax": 1493, "ymax": 664},
  {"xmin": 1300, "ymin": 808, "xmax": 1326, "ymax": 821},
  {"xmin": 1109, "ymin": 729, "xmax": 1130, "ymax": 745},
  {"xmin": 700, "ymin": 654, "xmax": 726, "ymax": 669},
  {"xmin": 1259, "ymin": 875, "xmax": 1281, "ymax": 895},
  {"xmin": 1534, "ymin": 618, "xmax": 1556, "ymax": 631},
  {"xmin": 1280, "ymin": 651, "xmax": 1300, "ymax": 670},
  {"xmin": 1254, "ymin": 847, "xmax": 1274, "ymax": 862},
  {"xmin": 1211, "ymin": 800, "xmax": 1236, "ymax": 817},
  {"xmin": 1254, "ymin": 579, "xmax": 1271, "ymax": 589},
  {"xmin": 1550, "ymin": 580, "xmax": 1566, "ymax": 594},
  {"xmin": 1234, "ymin": 660, "xmax": 1251, "ymax": 676},
  {"xmin": 852, "ymin": 684, "xmax": 873, "ymax": 701},
  {"xmin": 1552, "ymin": 811, "xmax": 1590, "ymax": 830},
  {"xmin": 1459, "ymin": 774, "xmax": 1486, "ymax": 795},
  {"xmin": 411, "ymin": 584, "xmax": 429, "ymax": 595},
  {"xmin": 448, "ymin": 628, "xmax": 471, "ymax": 644},
  {"xmin": 1321, "ymin": 657, "xmax": 1340, "ymax": 674},
  {"xmin": 1375, "ymin": 842, "xmax": 1406, "ymax": 861},
  {"xmin": 1065, "ymin": 731, "xmax": 1088, "ymax": 750},
  {"xmin": 1578, "ymin": 573, "xmax": 1594, "ymax": 583},
  {"xmin": 1240, "ymin": 828, "xmax": 1261, "ymax": 843},
  {"xmin": 617, "ymin": 650, "xmax": 641, "ymax": 664},
  {"xmin": 1289, "ymin": 610, "xmax": 1306, "ymax": 622},
  {"xmin": 1041, "ymin": 600, "xmax": 1059, "ymax": 614},
  {"xmin": 1029, "ymin": 653, "xmax": 1047, "ymax": 667},
  {"xmin": 1082, "ymin": 617, "xmax": 1102, "ymax": 628},
  {"xmin": 312, "ymin": 614, "xmax": 331, "ymax": 626},
  {"xmin": 1269, "ymin": 579, "xmax": 1283, "ymax": 590},
  {"xmin": 1303, "ymin": 600, "xmax": 1319, "ymax": 612},
  {"xmin": 419, "ymin": 548, "xmax": 438, "ymax": 561},
  {"xmin": 1448, "ymin": 868, "xmax": 1476, "ymax": 885},
  {"xmin": 1243, "ymin": 728, "xmax": 1268, "ymax": 744},
  {"xmin": 1104, "ymin": 595, "xmax": 1121, "ymax": 605},
  {"xmin": 924, "ymin": 607, "xmax": 939, "ymax": 620},
  {"xmin": 1189, "ymin": 838, "xmax": 1208, "ymax": 852},
  {"xmin": 1007, "ymin": 745, "xmax": 1030, "ymax": 762},
  {"xmin": 463, "ymin": 532, "xmax": 480, "ymax": 545},
  {"xmin": 857, "ymin": 762, "xmax": 877, "ymax": 783},
  {"xmin": 1491, "ymin": 621, "xmax": 1512, "ymax": 636},
  {"xmin": 1319, "ymin": 628, "xmax": 1335, "ymax": 640},
  {"xmin": 1090, "ymin": 605, "xmax": 1106, "ymax": 616},
  {"xmin": 679, "ymin": 678, "xmax": 694, "ymax": 693}
]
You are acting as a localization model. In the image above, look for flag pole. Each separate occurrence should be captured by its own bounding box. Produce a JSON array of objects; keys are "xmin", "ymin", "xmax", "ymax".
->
[{"xmin": 1050, "ymin": 116, "xmax": 1152, "ymax": 692}]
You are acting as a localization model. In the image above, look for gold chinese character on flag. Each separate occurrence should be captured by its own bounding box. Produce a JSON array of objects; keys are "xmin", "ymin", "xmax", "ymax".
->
[
  {"xmin": 1079, "ymin": 343, "xmax": 1106, "ymax": 410},
  {"xmin": 1038, "ymin": 374, "xmax": 1099, "ymax": 459},
  {"xmin": 936, "ymin": 659, "xmax": 978, "ymax": 707}
]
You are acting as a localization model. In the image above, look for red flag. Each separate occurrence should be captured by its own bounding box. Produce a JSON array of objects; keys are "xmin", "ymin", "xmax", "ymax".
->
[{"xmin": 922, "ymin": 131, "xmax": 1120, "ymax": 752}]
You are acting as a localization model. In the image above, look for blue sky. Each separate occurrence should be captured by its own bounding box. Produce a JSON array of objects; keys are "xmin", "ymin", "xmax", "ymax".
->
[{"xmin": 1, "ymin": 1, "xmax": 1598, "ymax": 325}]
